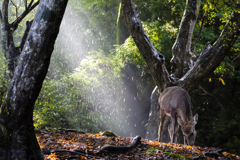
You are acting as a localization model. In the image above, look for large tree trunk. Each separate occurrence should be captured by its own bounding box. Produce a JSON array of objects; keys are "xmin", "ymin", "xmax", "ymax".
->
[
  {"xmin": 121, "ymin": 0, "xmax": 240, "ymax": 142},
  {"xmin": 145, "ymin": 0, "xmax": 201, "ymax": 141},
  {"xmin": 171, "ymin": 0, "xmax": 200, "ymax": 78},
  {"xmin": 0, "ymin": 0, "xmax": 68, "ymax": 159}
]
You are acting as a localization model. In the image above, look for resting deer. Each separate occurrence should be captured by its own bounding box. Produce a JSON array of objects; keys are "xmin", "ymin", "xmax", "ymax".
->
[{"xmin": 158, "ymin": 86, "xmax": 198, "ymax": 145}]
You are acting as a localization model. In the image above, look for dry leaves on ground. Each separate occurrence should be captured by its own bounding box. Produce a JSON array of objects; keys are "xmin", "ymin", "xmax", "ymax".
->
[{"xmin": 37, "ymin": 132, "xmax": 240, "ymax": 160}]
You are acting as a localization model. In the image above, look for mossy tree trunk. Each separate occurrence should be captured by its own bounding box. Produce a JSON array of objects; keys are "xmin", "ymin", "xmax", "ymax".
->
[
  {"xmin": 121, "ymin": 0, "xmax": 240, "ymax": 142},
  {"xmin": 0, "ymin": 0, "xmax": 68, "ymax": 159},
  {"xmin": 117, "ymin": 2, "xmax": 130, "ymax": 45}
]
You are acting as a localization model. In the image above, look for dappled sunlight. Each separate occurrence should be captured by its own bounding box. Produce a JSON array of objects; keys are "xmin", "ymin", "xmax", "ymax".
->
[{"xmin": 42, "ymin": 2, "xmax": 135, "ymax": 137}]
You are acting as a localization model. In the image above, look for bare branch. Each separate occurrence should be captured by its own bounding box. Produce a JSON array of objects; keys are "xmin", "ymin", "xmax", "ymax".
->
[
  {"xmin": 28, "ymin": 1, "xmax": 39, "ymax": 12},
  {"xmin": 193, "ymin": 9, "xmax": 208, "ymax": 53},
  {"xmin": 10, "ymin": 1, "xmax": 39, "ymax": 31},
  {"xmin": 0, "ymin": 10, "xmax": 2, "ymax": 22},
  {"xmin": 198, "ymin": 86, "xmax": 225, "ymax": 110},
  {"xmin": 27, "ymin": 0, "xmax": 34, "ymax": 9},
  {"xmin": 10, "ymin": 0, "xmax": 19, "ymax": 18},
  {"xmin": 180, "ymin": 11, "xmax": 240, "ymax": 92},
  {"xmin": 25, "ymin": 0, "xmax": 27, "ymax": 9},
  {"xmin": 19, "ymin": 20, "xmax": 33, "ymax": 51}
]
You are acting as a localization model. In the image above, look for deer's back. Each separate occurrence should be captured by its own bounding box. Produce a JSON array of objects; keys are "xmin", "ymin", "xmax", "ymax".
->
[{"xmin": 159, "ymin": 86, "xmax": 192, "ymax": 120}]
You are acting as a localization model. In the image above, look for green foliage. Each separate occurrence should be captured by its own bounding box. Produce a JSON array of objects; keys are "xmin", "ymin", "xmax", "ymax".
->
[
  {"xmin": 0, "ymin": 50, "xmax": 8, "ymax": 107},
  {"xmin": 213, "ymin": 39, "xmax": 240, "ymax": 79},
  {"xmin": 1, "ymin": 0, "xmax": 239, "ymax": 155},
  {"xmin": 34, "ymin": 78, "xmax": 69, "ymax": 129},
  {"xmin": 135, "ymin": 0, "xmax": 186, "ymax": 25},
  {"xmin": 33, "ymin": 76, "xmax": 118, "ymax": 133},
  {"xmin": 7, "ymin": 1, "xmax": 37, "ymax": 45},
  {"xmin": 69, "ymin": 0, "xmax": 118, "ymax": 53},
  {"xmin": 115, "ymin": 21, "xmax": 177, "ymax": 70},
  {"xmin": 193, "ymin": 76, "xmax": 240, "ymax": 155}
]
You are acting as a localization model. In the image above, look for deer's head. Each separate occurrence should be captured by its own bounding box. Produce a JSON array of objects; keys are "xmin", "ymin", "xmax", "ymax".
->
[{"xmin": 177, "ymin": 114, "xmax": 198, "ymax": 146}]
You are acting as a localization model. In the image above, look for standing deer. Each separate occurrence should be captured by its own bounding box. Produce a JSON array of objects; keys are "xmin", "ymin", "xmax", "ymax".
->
[{"xmin": 158, "ymin": 86, "xmax": 198, "ymax": 145}]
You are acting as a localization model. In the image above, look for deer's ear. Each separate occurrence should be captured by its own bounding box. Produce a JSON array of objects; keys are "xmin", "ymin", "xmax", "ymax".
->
[
  {"xmin": 177, "ymin": 117, "xmax": 184, "ymax": 126},
  {"xmin": 193, "ymin": 114, "xmax": 198, "ymax": 125}
]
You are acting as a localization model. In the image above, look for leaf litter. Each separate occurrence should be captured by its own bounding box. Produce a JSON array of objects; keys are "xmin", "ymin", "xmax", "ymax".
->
[{"xmin": 37, "ymin": 131, "xmax": 240, "ymax": 160}]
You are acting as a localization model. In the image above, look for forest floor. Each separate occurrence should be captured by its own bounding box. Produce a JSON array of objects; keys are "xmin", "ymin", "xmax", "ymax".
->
[{"xmin": 37, "ymin": 131, "xmax": 239, "ymax": 160}]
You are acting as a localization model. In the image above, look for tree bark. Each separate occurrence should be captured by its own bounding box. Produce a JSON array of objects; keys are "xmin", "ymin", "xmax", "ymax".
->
[
  {"xmin": 120, "ymin": 0, "xmax": 173, "ymax": 91},
  {"xmin": 145, "ymin": 0, "xmax": 201, "ymax": 141},
  {"xmin": 171, "ymin": 0, "xmax": 201, "ymax": 78},
  {"xmin": 0, "ymin": 0, "xmax": 68, "ymax": 159},
  {"xmin": 121, "ymin": 0, "xmax": 240, "ymax": 142},
  {"xmin": 117, "ymin": 2, "xmax": 130, "ymax": 45},
  {"xmin": 180, "ymin": 11, "xmax": 240, "ymax": 92}
]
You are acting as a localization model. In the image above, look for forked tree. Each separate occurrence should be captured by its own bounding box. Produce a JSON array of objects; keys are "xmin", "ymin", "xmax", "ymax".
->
[
  {"xmin": 0, "ymin": 0, "xmax": 68, "ymax": 159},
  {"xmin": 121, "ymin": 0, "xmax": 240, "ymax": 141}
]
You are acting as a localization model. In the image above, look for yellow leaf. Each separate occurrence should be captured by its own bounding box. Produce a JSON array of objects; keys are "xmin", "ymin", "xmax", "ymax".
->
[
  {"xmin": 219, "ymin": 78, "xmax": 226, "ymax": 85},
  {"xmin": 209, "ymin": 78, "xmax": 211, "ymax": 82}
]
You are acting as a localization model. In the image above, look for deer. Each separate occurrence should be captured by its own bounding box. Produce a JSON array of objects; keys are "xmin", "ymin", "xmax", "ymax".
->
[{"xmin": 158, "ymin": 86, "xmax": 198, "ymax": 146}]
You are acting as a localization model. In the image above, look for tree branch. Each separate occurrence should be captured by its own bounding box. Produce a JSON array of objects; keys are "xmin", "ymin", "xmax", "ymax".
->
[
  {"xmin": 193, "ymin": 9, "xmax": 208, "ymax": 53},
  {"xmin": 171, "ymin": 0, "xmax": 201, "ymax": 78},
  {"xmin": 27, "ymin": 0, "xmax": 35, "ymax": 9},
  {"xmin": 10, "ymin": 0, "xmax": 19, "ymax": 18},
  {"xmin": 2, "ymin": 0, "xmax": 9, "ymax": 23},
  {"xmin": 10, "ymin": 1, "xmax": 39, "ymax": 31},
  {"xmin": 25, "ymin": 0, "xmax": 28, "ymax": 9},
  {"xmin": 198, "ymin": 86, "xmax": 225, "ymax": 110},
  {"xmin": 0, "ymin": 10, "xmax": 2, "ymax": 22},
  {"xmin": 19, "ymin": 20, "xmax": 33, "ymax": 51},
  {"xmin": 180, "ymin": 11, "xmax": 240, "ymax": 92},
  {"xmin": 121, "ymin": 0, "xmax": 172, "ymax": 91}
]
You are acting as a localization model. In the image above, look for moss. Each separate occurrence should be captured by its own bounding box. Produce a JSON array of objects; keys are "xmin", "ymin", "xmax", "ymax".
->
[
  {"xmin": 102, "ymin": 130, "xmax": 117, "ymax": 137},
  {"xmin": 142, "ymin": 147, "xmax": 158, "ymax": 155},
  {"xmin": 163, "ymin": 152, "xmax": 186, "ymax": 159}
]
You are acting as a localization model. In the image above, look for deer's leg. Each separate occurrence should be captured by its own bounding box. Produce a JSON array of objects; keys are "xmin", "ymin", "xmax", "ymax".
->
[
  {"xmin": 174, "ymin": 123, "xmax": 179, "ymax": 143},
  {"xmin": 168, "ymin": 110, "xmax": 177, "ymax": 143},
  {"xmin": 158, "ymin": 108, "xmax": 166, "ymax": 142}
]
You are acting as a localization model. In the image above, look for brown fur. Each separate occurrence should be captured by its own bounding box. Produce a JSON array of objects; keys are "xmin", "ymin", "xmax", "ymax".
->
[{"xmin": 158, "ymin": 86, "xmax": 198, "ymax": 145}]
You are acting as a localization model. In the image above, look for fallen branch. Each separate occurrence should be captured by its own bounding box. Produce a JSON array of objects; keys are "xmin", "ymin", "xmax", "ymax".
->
[
  {"xmin": 204, "ymin": 149, "xmax": 225, "ymax": 158},
  {"xmin": 102, "ymin": 135, "xmax": 141, "ymax": 152}
]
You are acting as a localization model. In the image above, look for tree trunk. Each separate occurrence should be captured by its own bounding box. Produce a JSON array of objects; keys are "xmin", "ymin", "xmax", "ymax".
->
[
  {"xmin": 171, "ymin": 0, "xmax": 200, "ymax": 78},
  {"xmin": 145, "ymin": 0, "xmax": 201, "ymax": 141},
  {"xmin": 0, "ymin": 0, "xmax": 68, "ymax": 159},
  {"xmin": 121, "ymin": 0, "xmax": 240, "ymax": 142},
  {"xmin": 120, "ymin": 0, "xmax": 173, "ymax": 91},
  {"xmin": 117, "ymin": 2, "xmax": 130, "ymax": 45}
]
